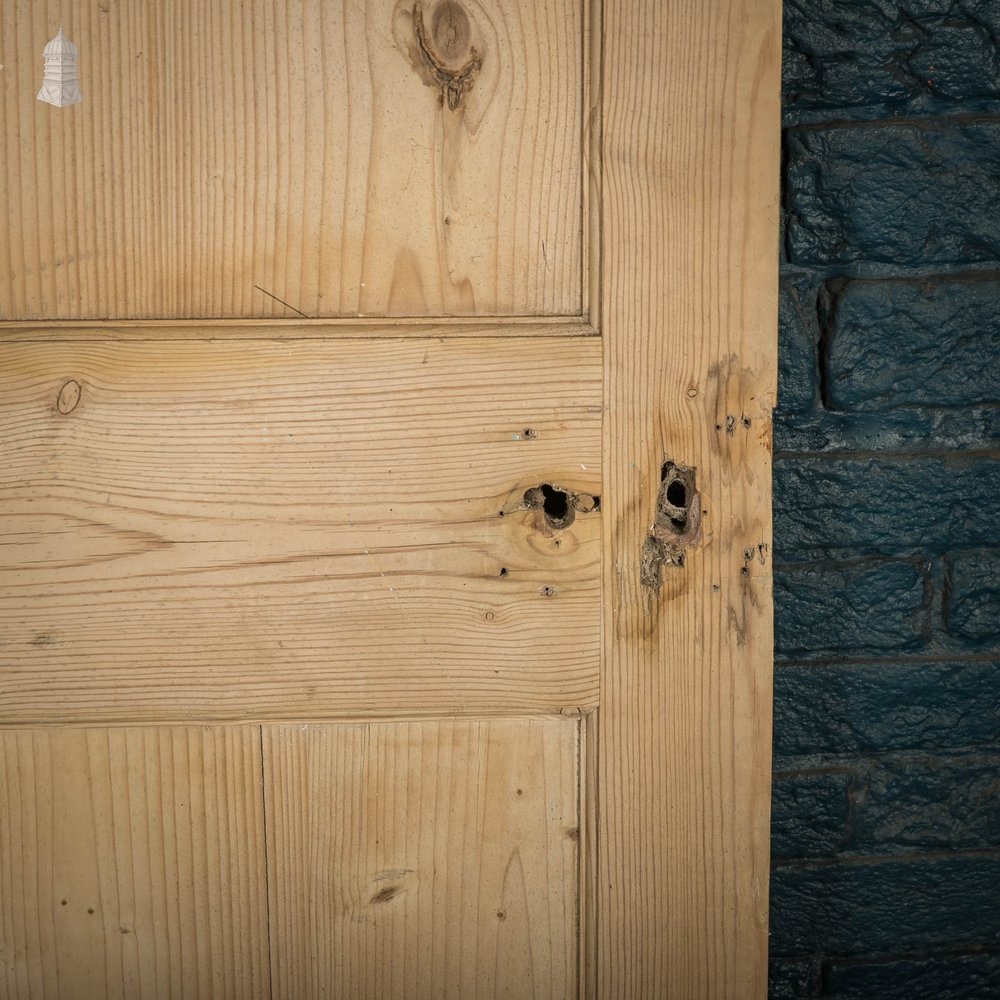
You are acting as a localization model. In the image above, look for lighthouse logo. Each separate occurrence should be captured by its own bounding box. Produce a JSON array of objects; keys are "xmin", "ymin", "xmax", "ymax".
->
[{"xmin": 38, "ymin": 29, "xmax": 83, "ymax": 107}]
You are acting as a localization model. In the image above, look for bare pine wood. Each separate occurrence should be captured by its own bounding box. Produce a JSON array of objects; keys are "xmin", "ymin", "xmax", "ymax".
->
[
  {"xmin": 0, "ymin": 0, "xmax": 584, "ymax": 321},
  {"xmin": 0, "ymin": 726, "xmax": 268, "ymax": 998},
  {"xmin": 0, "ymin": 317, "xmax": 598, "ymax": 341},
  {"xmin": 263, "ymin": 718, "xmax": 579, "ymax": 999},
  {"xmin": 597, "ymin": 0, "xmax": 780, "ymax": 996},
  {"xmin": 0, "ymin": 338, "xmax": 601, "ymax": 724}
]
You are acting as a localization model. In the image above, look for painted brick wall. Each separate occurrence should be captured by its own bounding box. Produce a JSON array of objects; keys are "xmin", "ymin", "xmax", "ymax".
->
[{"xmin": 770, "ymin": 2, "xmax": 1000, "ymax": 996}]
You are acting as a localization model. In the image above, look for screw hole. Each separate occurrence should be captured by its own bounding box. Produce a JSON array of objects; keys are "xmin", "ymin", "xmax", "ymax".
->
[{"xmin": 499, "ymin": 567, "xmax": 508, "ymax": 577}]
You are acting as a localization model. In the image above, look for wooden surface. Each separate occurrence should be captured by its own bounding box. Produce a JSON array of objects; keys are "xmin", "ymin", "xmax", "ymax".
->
[
  {"xmin": 0, "ymin": 317, "xmax": 597, "ymax": 341},
  {"xmin": 0, "ymin": 0, "xmax": 585, "ymax": 321},
  {"xmin": 0, "ymin": 726, "xmax": 269, "ymax": 998},
  {"xmin": 264, "ymin": 718, "xmax": 580, "ymax": 999},
  {"xmin": 0, "ymin": 337, "xmax": 601, "ymax": 724},
  {"xmin": 597, "ymin": 0, "xmax": 780, "ymax": 996},
  {"xmin": 0, "ymin": 0, "xmax": 780, "ymax": 993}
]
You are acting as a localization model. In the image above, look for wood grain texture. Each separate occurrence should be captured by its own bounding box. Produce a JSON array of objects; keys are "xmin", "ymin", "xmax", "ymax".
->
[
  {"xmin": 597, "ymin": 0, "xmax": 780, "ymax": 996},
  {"xmin": 263, "ymin": 718, "xmax": 579, "ymax": 999},
  {"xmin": 0, "ymin": 726, "xmax": 268, "ymax": 998},
  {"xmin": 0, "ymin": 0, "xmax": 584, "ymax": 321},
  {"xmin": 0, "ymin": 338, "xmax": 601, "ymax": 724},
  {"xmin": 0, "ymin": 317, "xmax": 598, "ymax": 341}
]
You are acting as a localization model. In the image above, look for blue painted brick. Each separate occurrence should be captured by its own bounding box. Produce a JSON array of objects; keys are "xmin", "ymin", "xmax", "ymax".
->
[
  {"xmin": 786, "ymin": 120, "xmax": 1000, "ymax": 266},
  {"xmin": 774, "ymin": 406, "xmax": 1000, "ymax": 455},
  {"xmin": 821, "ymin": 952, "xmax": 1000, "ymax": 1000},
  {"xmin": 824, "ymin": 275, "xmax": 1000, "ymax": 411},
  {"xmin": 775, "ymin": 558, "xmax": 930, "ymax": 657},
  {"xmin": 772, "ymin": 754, "xmax": 1000, "ymax": 861},
  {"xmin": 773, "ymin": 661, "xmax": 1000, "ymax": 756},
  {"xmin": 850, "ymin": 753, "xmax": 1000, "ymax": 854},
  {"xmin": 772, "ymin": 769, "xmax": 856, "ymax": 860},
  {"xmin": 784, "ymin": 0, "xmax": 1000, "ymax": 113},
  {"xmin": 774, "ymin": 458, "xmax": 1000, "ymax": 555},
  {"xmin": 778, "ymin": 278, "xmax": 819, "ymax": 415},
  {"xmin": 769, "ymin": 855, "xmax": 1000, "ymax": 955},
  {"xmin": 768, "ymin": 958, "xmax": 816, "ymax": 1000},
  {"xmin": 947, "ymin": 549, "xmax": 1000, "ymax": 643}
]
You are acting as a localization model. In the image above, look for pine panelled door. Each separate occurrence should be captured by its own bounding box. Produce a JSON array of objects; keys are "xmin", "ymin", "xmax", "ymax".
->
[{"xmin": 0, "ymin": 0, "xmax": 779, "ymax": 996}]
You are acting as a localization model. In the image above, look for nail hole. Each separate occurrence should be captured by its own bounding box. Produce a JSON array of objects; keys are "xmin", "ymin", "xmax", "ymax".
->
[
  {"xmin": 522, "ymin": 427, "xmax": 536, "ymax": 439},
  {"xmin": 499, "ymin": 567, "xmax": 508, "ymax": 577}
]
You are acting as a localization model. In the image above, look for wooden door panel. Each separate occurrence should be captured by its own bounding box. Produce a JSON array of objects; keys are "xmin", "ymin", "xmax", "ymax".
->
[
  {"xmin": 263, "ymin": 718, "xmax": 579, "ymax": 999},
  {"xmin": 0, "ymin": 0, "xmax": 587, "ymax": 321},
  {"xmin": 0, "ymin": 726, "xmax": 268, "ymax": 998},
  {"xmin": 0, "ymin": 0, "xmax": 779, "ymax": 993},
  {"xmin": 0, "ymin": 337, "xmax": 601, "ymax": 723}
]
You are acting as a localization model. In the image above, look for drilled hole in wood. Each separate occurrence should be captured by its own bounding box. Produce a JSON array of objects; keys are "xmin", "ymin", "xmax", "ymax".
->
[
  {"xmin": 642, "ymin": 461, "xmax": 702, "ymax": 591},
  {"xmin": 574, "ymin": 493, "xmax": 600, "ymax": 514},
  {"xmin": 523, "ymin": 483, "xmax": 575, "ymax": 529},
  {"xmin": 541, "ymin": 484, "xmax": 568, "ymax": 521},
  {"xmin": 665, "ymin": 480, "xmax": 687, "ymax": 508}
]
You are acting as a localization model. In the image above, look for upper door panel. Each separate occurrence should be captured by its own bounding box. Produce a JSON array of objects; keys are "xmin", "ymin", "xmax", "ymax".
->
[{"xmin": 1, "ymin": 0, "xmax": 586, "ymax": 320}]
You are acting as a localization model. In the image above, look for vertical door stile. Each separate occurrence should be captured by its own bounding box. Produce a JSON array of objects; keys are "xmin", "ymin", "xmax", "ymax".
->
[{"xmin": 597, "ymin": 0, "xmax": 780, "ymax": 995}]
